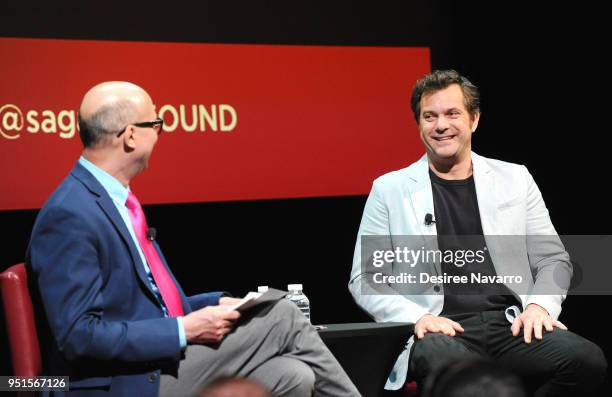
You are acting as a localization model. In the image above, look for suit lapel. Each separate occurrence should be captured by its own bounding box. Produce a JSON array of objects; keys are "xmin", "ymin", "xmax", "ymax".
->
[
  {"xmin": 407, "ymin": 165, "xmax": 437, "ymax": 236},
  {"xmin": 472, "ymin": 153, "xmax": 507, "ymax": 276},
  {"xmin": 405, "ymin": 155, "xmax": 440, "ymax": 273},
  {"xmin": 472, "ymin": 153, "xmax": 498, "ymax": 236},
  {"xmin": 96, "ymin": 196, "xmax": 157, "ymax": 295},
  {"xmin": 71, "ymin": 163, "xmax": 158, "ymax": 299}
]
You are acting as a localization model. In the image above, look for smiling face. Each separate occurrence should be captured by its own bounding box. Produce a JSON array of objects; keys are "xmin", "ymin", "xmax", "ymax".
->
[{"xmin": 418, "ymin": 84, "xmax": 480, "ymax": 167}]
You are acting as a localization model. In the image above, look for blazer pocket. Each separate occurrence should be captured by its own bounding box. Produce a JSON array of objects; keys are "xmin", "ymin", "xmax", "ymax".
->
[{"xmin": 498, "ymin": 197, "xmax": 522, "ymax": 210}]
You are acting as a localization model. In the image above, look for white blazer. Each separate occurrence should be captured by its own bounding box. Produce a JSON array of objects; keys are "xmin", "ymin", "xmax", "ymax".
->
[{"xmin": 348, "ymin": 152, "xmax": 572, "ymax": 390}]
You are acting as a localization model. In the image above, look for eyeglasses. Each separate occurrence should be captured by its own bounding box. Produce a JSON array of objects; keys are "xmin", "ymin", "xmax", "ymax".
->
[{"xmin": 116, "ymin": 117, "xmax": 164, "ymax": 137}]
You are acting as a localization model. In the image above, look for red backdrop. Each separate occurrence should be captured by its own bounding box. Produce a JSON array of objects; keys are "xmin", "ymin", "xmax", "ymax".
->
[{"xmin": 0, "ymin": 38, "xmax": 429, "ymax": 210}]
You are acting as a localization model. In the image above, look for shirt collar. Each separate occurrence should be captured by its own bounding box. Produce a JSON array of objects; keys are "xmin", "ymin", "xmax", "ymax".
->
[{"xmin": 78, "ymin": 156, "xmax": 130, "ymax": 207}]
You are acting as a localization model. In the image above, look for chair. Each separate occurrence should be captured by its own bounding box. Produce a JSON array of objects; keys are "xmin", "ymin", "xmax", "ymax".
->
[
  {"xmin": 0, "ymin": 262, "xmax": 41, "ymax": 377},
  {"xmin": 405, "ymin": 381, "xmax": 419, "ymax": 396}
]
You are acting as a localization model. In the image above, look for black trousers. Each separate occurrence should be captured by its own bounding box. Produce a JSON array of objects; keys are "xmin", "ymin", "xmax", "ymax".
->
[{"xmin": 407, "ymin": 311, "xmax": 607, "ymax": 397}]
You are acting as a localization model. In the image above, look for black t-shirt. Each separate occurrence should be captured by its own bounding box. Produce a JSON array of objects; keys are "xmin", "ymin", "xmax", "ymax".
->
[{"xmin": 429, "ymin": 169, "xmax": 519, "ymax": 315}]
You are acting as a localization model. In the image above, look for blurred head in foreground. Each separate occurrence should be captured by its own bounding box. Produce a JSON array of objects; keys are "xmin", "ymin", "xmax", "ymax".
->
[
  {"xmin": 198, "ymin": 377, "xmax": 272, "ymax": 397},
  {"xmin": 422, "ymin": 358, "xmax": 527, "ymax": 397}
]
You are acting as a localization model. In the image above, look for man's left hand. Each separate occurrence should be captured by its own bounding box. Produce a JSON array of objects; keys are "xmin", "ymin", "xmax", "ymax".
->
[
  {"xmin": 219, "ymin": 297, "xmax": 244, "ymax": 306},
  {"xmin": 511, "ymin": 303, "xmax": 568, "ymax": 343}
]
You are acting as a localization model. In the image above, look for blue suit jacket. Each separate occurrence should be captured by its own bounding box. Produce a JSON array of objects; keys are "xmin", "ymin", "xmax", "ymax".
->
[{"xmin": 26, "ymin": 162, "xmax": 223, "ymax": 396}]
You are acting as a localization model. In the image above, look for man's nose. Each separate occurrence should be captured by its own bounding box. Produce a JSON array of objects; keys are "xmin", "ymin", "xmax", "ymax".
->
[{"xmin": 435, "ymin": 115, "xmax": 449, "ymax": 133}]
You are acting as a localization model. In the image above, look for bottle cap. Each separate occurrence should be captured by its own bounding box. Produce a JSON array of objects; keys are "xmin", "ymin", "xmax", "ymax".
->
[
  {"xmin": 257, "ymin": 286, "xmax": 269, "ymax": 293},
  {"xmin": 287, "ymin": 283, "xmax": 303, "ymax": 291}
]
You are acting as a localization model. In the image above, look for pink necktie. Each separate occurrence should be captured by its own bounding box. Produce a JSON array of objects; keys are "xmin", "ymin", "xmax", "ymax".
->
[{"xmin": 126, "ymin": 191, "xmax": 184, "ymax": 317}]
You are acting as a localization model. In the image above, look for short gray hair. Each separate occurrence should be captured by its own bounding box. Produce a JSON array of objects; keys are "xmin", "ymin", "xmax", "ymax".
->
[{"xmin": 78, "ymin": 100, "xmax": 138, "ymax": 148}]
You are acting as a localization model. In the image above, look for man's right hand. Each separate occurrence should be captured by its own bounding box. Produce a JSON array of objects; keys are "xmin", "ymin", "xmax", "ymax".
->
[
  {"xmin": 183, "ymin": 305, "xmax": 241, "ymax": 344},
  {"xmin": 415, "ymin": 314, "xmax": 464, "ymax": 339}
]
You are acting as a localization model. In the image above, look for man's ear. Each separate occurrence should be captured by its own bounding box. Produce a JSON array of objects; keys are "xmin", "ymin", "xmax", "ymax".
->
[
  {"xmin": 470, "ymin": 111, "xmax": 481, "ymax": 133},
  {"xmin": 123, "ymin": 126, "xmax": 136, "ymax": 150}
]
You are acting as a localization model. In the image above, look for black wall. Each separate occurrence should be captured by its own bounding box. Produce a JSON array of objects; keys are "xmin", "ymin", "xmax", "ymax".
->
[{"xmin": 2, "ymin": 0, "xmax": 610, "ymax": 387}]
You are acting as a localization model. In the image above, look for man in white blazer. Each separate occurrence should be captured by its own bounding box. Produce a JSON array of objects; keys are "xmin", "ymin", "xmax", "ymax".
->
[{"xmin": 349, "ymin": 70, "xmax": 606, "ymax": 396}]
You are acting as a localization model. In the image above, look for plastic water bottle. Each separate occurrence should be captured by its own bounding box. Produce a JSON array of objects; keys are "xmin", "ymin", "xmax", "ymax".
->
[
  {"xmin": 287, "ymin": 284, "xmax": 310, "ymax": 321},
  {"xmin": 257, "ymin": 285, "xmax": 269, "ymax": 293}
]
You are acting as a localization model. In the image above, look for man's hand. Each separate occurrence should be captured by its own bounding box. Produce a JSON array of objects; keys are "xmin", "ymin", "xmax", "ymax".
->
[
  {"xmin": 511, "ymin": 303, "xmax": 568, "ymax": 343},
  {"xmin": 415, "ymin": 314, "xmax": 464, "ymax": 339},
  {"xmin": 183, "ymin": 305, "xmax": 241, "ymax": 344},
  {"xmin": 219, "ymin": 297, "xmax": 244, "ymax": 306}
]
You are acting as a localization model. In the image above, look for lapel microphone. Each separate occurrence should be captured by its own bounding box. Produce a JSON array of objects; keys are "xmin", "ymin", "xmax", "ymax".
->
[
  {"xmin": 146, "ymin": 227, "xmax": 157, "ymax": 241},
  {"xmin": 424, "ymin": 213, "xmax": 436, "ymax": 226}
]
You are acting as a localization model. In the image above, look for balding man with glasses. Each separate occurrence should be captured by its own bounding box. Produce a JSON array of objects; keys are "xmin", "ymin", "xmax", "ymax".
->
[{"xmin": 27, "ymin": 81, "xmax": 359, "ymax": 397}]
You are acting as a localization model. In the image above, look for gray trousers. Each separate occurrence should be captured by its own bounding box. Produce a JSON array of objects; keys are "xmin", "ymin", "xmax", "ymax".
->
[{"xmin": 159, "ymin": 299, "xmax": 361, "ymax": 397}]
